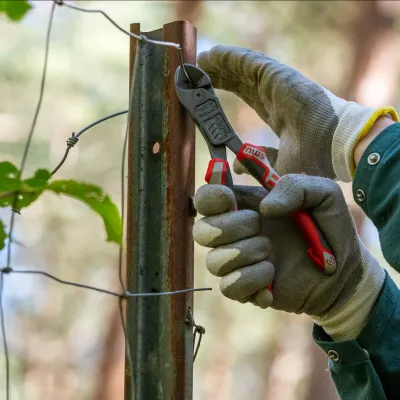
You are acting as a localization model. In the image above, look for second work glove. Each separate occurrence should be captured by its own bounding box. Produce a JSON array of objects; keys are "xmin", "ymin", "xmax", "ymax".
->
[
  {"xmin": 198, "ymin": 46, "xmax": 398, "ymax": 182},
  {"xmin": 193, "ymin": 175, "xmax": 385, "ymax": 340}
]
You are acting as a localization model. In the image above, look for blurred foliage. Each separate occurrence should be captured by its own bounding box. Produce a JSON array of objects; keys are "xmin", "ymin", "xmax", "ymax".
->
[{"xmin": 0, "ymin": 0, "xmax": 31, "ymax": 21}]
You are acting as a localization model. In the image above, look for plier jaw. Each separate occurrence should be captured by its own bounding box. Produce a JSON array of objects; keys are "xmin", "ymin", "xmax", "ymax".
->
[{"xmin": 175, "ymin": 64, "xmax": 236, "ymax": 186}]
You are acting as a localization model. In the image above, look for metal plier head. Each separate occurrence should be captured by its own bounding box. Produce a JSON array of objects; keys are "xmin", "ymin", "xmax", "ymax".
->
[{"xmin": 174, "ymin": 64, "xmax": 238, "ymax": 163}]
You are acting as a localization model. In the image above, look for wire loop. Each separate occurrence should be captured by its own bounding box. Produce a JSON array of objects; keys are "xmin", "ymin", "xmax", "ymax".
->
[{"xmin": 185, "ymin": 308, "xmax": 206, "ymax": 362}]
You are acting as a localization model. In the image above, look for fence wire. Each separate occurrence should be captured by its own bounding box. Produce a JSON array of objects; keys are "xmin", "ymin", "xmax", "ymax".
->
[{"xmin": 0, "ymin": 1, "xmax": 208, "ymax": 399}]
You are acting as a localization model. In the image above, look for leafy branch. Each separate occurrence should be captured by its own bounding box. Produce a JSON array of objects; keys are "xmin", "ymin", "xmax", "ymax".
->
[{"xmin": 0, "ymin": 161, "xmax": 122, "ymax": 250}]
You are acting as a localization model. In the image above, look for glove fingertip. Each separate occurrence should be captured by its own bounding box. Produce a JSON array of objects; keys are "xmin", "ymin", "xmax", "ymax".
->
[
  {"xmin": 259, "ymin": 195, "xmax": 289, "ymax": 218},
  {"xmin": 194, "ymin": 184, "xmax": 236, "ymax": 216},
  {"xmin": 197, "ymin": 50, "xmax": 216, "ymax": 74},
  {"xmin": 193, "ymin": 218, "xmax": 222, "ymax": 248},
  {"xmin": 255, "ymin": 288, "xmax": 273, "ymax": 309},
  {"xmin": 233, "ymin": 158, "xmax": 247, "ymax": 175}
]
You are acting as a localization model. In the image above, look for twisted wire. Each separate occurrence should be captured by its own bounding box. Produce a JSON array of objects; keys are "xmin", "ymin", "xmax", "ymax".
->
[
  {"xmin": 50, "ymin": 110, "xmax": 128, "ymax": 177},
  {"xmin": 53, "ymin": 0, "xmax": 193, "ymax": 85}
]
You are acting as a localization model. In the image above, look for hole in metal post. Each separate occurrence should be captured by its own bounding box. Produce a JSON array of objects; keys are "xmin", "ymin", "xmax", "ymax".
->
[{"xmin": 152, "ymin": 142, "xmax": 160, "ymax": 154}]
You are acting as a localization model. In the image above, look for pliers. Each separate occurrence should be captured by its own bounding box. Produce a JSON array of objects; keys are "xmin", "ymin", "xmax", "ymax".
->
[{"xmin": 175, "ymin": 64, "xmax": 336, "ymax": 275}]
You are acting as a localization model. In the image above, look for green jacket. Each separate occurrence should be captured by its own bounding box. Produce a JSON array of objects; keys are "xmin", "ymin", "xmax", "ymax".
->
[{"xmin": 313, "ymin": 123, "xmax": 400, "ymax": 400}]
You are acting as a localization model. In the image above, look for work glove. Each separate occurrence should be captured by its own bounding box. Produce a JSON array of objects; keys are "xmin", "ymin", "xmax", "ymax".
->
[
  {"xmin": 193, "ymin": 175, "xmax": 385, "ymax": 340},
  {"xmin": 198, "ymin": 46, "xmax": 398, "ymax": 182}
]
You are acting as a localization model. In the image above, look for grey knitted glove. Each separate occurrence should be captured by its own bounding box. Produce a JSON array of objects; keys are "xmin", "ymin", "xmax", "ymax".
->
[
  {"xmin": 193, "ymin": 175, "xmax": 385, "ymax": 340},
  {"xmin": 198, "ymin": 46, "xmax": 398, "ymax": 182}
]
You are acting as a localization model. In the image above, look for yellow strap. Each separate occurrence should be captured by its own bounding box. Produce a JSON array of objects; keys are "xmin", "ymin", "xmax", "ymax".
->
[{"xmin": 351, "ymin": 107, "xmax": 399, "ymax": 177}]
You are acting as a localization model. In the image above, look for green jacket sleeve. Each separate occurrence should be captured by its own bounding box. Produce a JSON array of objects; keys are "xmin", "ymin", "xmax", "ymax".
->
[
  {"xmin": 353, "ymin": 123, "xmax": 400, "ymax": 270},
  {"xmin": 313, "ymin": 123, "xmax": 400, "ymax": 400}
]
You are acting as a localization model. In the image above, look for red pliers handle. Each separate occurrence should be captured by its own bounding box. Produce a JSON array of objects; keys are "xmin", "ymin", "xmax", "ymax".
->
[{"xmin": 175, "ymin": 64, "xmax": 337, "ymax": 276}]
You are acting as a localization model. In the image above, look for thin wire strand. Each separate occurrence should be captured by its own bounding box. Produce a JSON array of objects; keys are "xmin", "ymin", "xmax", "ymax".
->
[
  {"xmin": 75, "ymin": 109, "xmax": 128, "ymax": 139},
  {"xmin": 117, "ymin": 124, "xmax": 128, "ymax": 291},
  {"xmin": 19, "ymin": 2, "xmax": 55, "ymax": 176},
  {"xmin": 2, "ymin": 5, "xmax": 56, "ymax": 399},
  {"xmin": 12, "ymin": 269, "xmax": 122, "ymax": 297},
  {"xmin": 50, "ymin": 109, "xmax": 128, "ymax": 177},
  {"xmin": 6, "ymin": 1, "xmax": 56, "ymax": 269},
  {"xmin": 9, "ymin": 269, "xmax": 211, "ymax": 298},
  {"xmin": 125, "ymin": 288, "xmax": 211, "ymax": 297},
  {"xmin": 118, "ymin": 117, "xmax": 130, "ymax": 292},
  {"xmin": 118, "ymin": 297, "xmax": 134, "ymax": 398},
  {"xmin": 193, "ymin": 329, "xmax": 204, "ymax": 362},
  {"xmin": 186, "ymin": 308, "xmax": 206, "ymax": 362},
  {"xmin": 53, "ymin": 0, "xmax": 193, "ymax": 85},
  {"xmin": 116, "ymin": 36, "xmax": 140, "ymax": 396},
  {"xmin": 50, "ymin": 146, "xmax": 73, "ymax": 176},
  {"xmin": 0, "ymin": 273, "xmax": 10, "ymax": 400},
  {"xmin": 55, "ymin": 0, "xmax": 142, "ymax": 41}
]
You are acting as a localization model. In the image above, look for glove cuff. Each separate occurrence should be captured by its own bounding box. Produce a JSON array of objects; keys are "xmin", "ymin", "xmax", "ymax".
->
[
  {"xmin": 332, "ymin": 105, "xmax": 398, "ymax": 182},
  {"xmin": 313, "ymin": 257, "xmax": 385, "ymax": 341}
]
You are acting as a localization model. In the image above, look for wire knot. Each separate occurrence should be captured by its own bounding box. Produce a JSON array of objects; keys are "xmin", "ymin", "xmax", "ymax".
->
[
  {"xmin": 194, "ymin": 325, "xmax": 205, "ymax": 335},
  {"xmin": 1, "ymin": 267, "xmax": 13, "ymax": 274},
  {"xmin": 185, "ymin": 308, "xmax": 205, "ymax": 362},
  {"xmin": 139, "ymin": 35, "xmax": 149, "ymax": 43},
  {"xmin": 67, "ymin": 133, "xmax": 79, "ymax": 148},
  {"xmin": 54, "ymin": 0, "xmax": 64, "ymax": 5},
  {"xmin": 121, "ymin": 291, "xmax": 130, "ymax": 300}
]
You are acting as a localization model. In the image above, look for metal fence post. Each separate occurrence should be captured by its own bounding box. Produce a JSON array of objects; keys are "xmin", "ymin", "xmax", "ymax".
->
[{"xmin": 126, "ymin": 22, "xmax": 197, "ymax": 400}]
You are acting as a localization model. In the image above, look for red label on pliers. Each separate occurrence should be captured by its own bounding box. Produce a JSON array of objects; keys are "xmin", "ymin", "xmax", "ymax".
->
[{"xmin": 237, "ymin": 143, "xmax": 280, "ymax": 191}]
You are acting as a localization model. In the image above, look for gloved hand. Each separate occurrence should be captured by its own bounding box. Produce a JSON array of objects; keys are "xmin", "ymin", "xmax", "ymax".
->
[
  {"xmin": 198, "ymin": 46, "xmax": 398, "ymax": 182},
  {"xmin": 193, "ymin": 175, "xmax": 385, "ymax": 340}
]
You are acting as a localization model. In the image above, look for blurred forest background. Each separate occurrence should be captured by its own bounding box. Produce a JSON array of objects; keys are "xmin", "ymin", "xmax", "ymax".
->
[{"xmin": 1, "ymin": 1, "xmax": 400, "ymax": 399}]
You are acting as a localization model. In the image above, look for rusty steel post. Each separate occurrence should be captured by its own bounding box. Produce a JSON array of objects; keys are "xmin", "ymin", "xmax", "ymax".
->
[{"xmin": 126, "ymin": 22, "xmax": 197, "ymax": 400}]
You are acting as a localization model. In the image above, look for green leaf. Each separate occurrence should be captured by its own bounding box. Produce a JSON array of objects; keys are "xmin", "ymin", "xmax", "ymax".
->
[
  {"xmin": 0, "ymin": 0, "xmax": 32, "ymax": 21},
  {"xmin": 0, "ymin": 161, "xmax": 22, "ymax": 208},
  {"xmin": 18, "ymin": 169, "xmax": 51, "ymax": 208},
  {"xmin": 0, "ymin": 163, "xmax": 121, "ymax": 247},
  {"xmin": 47, "ymin": 180, "xmax": 122, "ymax": 245},
  {"xmin": 0, "ymin": 161, "xmax": 20, "ymax": 191},
  {"xmin": 0, "ymin": 219, "xmax": 6, "ymax": 252},
  {"xmin": 0, "ymin": 162, "xmax": 50, "ymax": 209}
]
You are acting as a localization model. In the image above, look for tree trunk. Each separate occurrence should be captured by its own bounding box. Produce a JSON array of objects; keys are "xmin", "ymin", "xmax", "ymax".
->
[
  {"xmin": 94, "ymin": 301, "xmax": 125, "ymax": 400},
  {"xmin": 344, "ymin": 0, "xmax": 399, "ymax": 105},
  {"xmin": 175, "ymin": 1, "xmax": 203, "ymax": 23}
]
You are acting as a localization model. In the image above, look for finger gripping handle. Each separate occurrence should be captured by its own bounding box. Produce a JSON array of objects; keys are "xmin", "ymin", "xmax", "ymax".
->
[
  {"xmin": 292, "ymin": 211, "xmax": 337, "ymax": 274},
  {"xmin": 237, "ymin": 143, "xmax": 337, "ymax": 275}
]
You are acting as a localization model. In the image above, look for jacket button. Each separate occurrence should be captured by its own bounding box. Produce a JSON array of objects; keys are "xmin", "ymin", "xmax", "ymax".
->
[
  {"xmin": 327, "ymin": 350, "xmax": 340, "ymax": 362},
  {"xmin": 367, "ymin": 152, "xmax": 380, "ymax": 165},
  {"xmin": 355, "ymin": 189, "xmax": 366, "ymax": 203}
]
